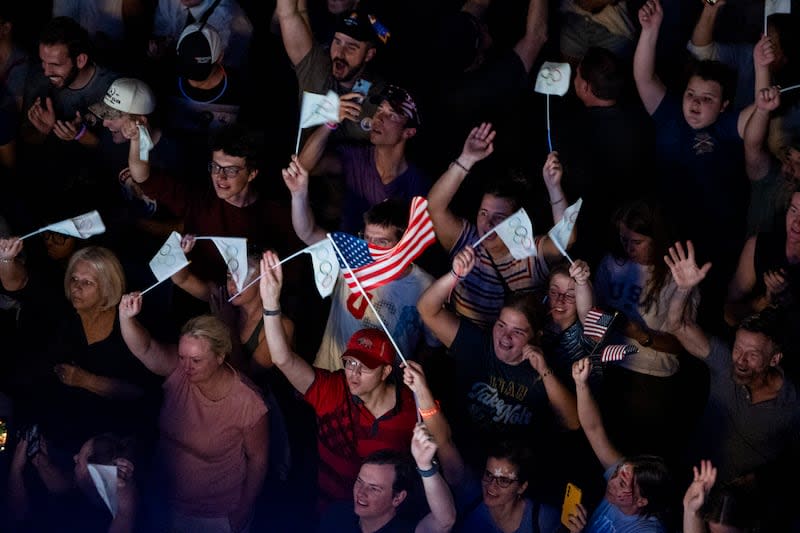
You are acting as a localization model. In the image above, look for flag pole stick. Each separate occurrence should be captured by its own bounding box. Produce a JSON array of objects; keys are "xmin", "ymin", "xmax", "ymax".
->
[
  {"xmin": 550, "ymin": 233, "xmax": 574, "ymax": 265},
  {"xmin": 472, "ymin": 228, "xmax": 497, "ymax": 248},
  {"xmin": 141, "ymin": 261, "xmax": 192, "ymax": 296},
  {"xmin": 227, "ymin": 244, "xmax": 313, "ymax": 302},
  {"xmin": 546, "ymin": 94, "xmax": 553, "ymax": 152},
  {"xmin": 780, "ymin": 84, "xmax": 800, "ymax": 94},
  {"xmin": 18, "ymin": 228, "xmax": 46, "ymax": 241},
  {"xmin": 294, "ymin": 125, "xmax": 303, "ymax": 155}
]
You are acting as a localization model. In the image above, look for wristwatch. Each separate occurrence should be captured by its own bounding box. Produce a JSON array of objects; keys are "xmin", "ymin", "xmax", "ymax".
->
[{"xmin": 416, "ymin": 459, "xmax": 440, "ymax": 478}]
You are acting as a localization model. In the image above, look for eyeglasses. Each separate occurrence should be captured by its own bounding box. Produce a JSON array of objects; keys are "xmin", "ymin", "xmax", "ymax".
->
[
  {"xmin": 69, "ymin": 276, "xmax": 97, "ymax": 290},
  {"xmin": 43, "ymin": 231, "xmax": 67, "ymax": 245},
  {"xmin": 342, "ymin": 357, "xmax": 378, "ymax": 375},
  {"xmin": 208, "ymin": 161, "xmax": 245, "ymax": 178},
  {"xmin": 482, "ymin": 470, "xmax": 519, "ymax": 488},
  {"xmin": 357, "ymin": 232, "xmax": 394, "ymax": 248},
  {"xmin": 548, "ymin": 288, "xmax": 576, "ymax": 303}
]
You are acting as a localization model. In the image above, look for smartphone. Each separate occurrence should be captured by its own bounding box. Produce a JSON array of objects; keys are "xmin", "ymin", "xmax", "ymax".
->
[
  {"xmin": 352, "ymin": 78, "xmax": 372, "ymax": 97},
  {"xmin": 0, "ymin": 419, "xmax": 7, "ymax": 452},
  {"xmin": 561, "ymin": 482, "xmax": 583, "ymax": 527}
]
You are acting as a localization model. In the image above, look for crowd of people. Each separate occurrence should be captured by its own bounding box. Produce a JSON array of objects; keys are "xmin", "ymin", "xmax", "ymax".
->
[{"xmin": 0, "ymin": 0, "xmax": 799, "ymax": 532}]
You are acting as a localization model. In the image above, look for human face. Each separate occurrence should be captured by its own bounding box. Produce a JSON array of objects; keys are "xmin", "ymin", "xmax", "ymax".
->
[
  {"xmin": 781, "ymin": 148, "xmax": 800, "ymax": 182},
  {"xmin": 548, "ymin": 273, "xmax": 577, "ymax": 326},
  {"xmin": 39, "ymin": 43, "xmax": 80, "ymax": 89},
  {"xmin": 342, "ymin": 356, "xmax": 386, "ymax": 396},
  {"xmin": 476, "ymin": 194, "xmax": 515, "ymax": 246},
  {"xmin": 353, "ymin": 463, "xmax": 404, "ymax": 520},
  {"xmin": 43, "ymin": 231, "xmax": 76, "ymax": 261},
  {"xmin": 369, "ymin": 101, "xmax": 410, "ymax": 146},
  {"xmin": 481, "ymin": 457, "xmax": 526, "ymax": 508},
  {"xmin": 682, "ymin": 76, "xmax": 728, "ymax": 130},
  {"xmin": 178, "ymin": 335, "xmax": 224, "ymax": 383},
  {"xmin": 209, "ymin": 151, "xmax": 256, "ymax": 206},
  {"xmin": 606, "ymin": 463, "xmax": 641, "ymax": 512},
  {"xmin": 619, "ymin": 223, "xmax": 654, "ymax": 265},
  {"xmin": 492, "ymin": 308, "xmax": 533, "ymax": 364},
  {"xmin": 730, "ymin": 329, "xmax": 779, "ymax": 386},
  {"xmin": 330, "ymin": 33, "xmax": 372, "ymax": 83},
  {"xmin": 69, "ymin": 261, "xmax": 102, "ymax": 311},
  {"xmin": 361, "ymin": 223, "xmax": 400, "ymax": 248},
  {"xmin": 227, "ymin": 267, "xmax": 258, "ymax": 306},
  {"xmin": 786, "ymin": 193, "xmax": 800, "ymax": 251},
  {"xmin": 102, "ymin": 115, "xmax": 131, "ymax": 144}
]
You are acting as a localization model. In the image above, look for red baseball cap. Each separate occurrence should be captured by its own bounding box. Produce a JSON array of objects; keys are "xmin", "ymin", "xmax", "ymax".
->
[{"xmin": 342, "ymin": 328, "xmax": 396, "ymax": 369}]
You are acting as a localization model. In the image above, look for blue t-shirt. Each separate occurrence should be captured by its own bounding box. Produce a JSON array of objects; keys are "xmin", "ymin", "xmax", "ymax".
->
[{"xmin": 585, "ymin": 464, "xmax": 666, "ymax": 533}]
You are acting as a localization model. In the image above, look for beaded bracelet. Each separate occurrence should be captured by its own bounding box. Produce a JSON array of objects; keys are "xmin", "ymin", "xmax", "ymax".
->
[{"xmin": 74, "ymin": 124, "xmax": 88, "ymax": 141}]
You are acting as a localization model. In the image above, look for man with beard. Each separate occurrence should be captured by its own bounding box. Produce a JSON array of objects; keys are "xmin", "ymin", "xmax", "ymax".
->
[
  {"xmin": 664, "ymin": 241, "xmax": 800, "ymax": 492},
  {"xmin": 275, "ymin": 0, "xmax": 387, "ymax": 143},
  {"xmin": 18, "ymin": 16, "xmax": 118, "ymax": 220}
]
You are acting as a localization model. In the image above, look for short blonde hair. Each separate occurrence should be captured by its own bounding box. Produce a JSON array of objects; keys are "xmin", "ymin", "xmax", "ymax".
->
[
  {"xmin": 64, "ymin": 247, "xmax": 126, "ymax": 311},
  {"xmin": 181, "ymin": 314, "xmax": 232, "ymax": 357}
]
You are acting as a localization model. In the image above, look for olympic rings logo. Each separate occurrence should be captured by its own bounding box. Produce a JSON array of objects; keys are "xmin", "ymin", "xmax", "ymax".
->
[
  {"xmin": 539, "ymin": 67, "xmax": 563, "ymax": 86},
  {"xmin": 507, "ymin": 217, "xmax": 533, "ymax": 249},
  {"xmin": 155, "ymin": 243, "xmax": 177, "ymax": 266},
  {"xmin": 314, "ymin": 246, "xmax": 335, "ymax": 288}
]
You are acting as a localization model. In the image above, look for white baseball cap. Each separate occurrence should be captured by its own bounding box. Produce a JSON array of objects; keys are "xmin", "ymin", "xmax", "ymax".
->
[{"xmin": 89, "ymin": 78, "xmax": 156, "ymax": 119}]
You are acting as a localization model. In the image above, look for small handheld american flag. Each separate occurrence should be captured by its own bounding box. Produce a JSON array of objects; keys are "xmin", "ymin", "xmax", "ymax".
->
[
  {"xmin": 583, "ymin": 308, "xmax": 617, "ymax": 341},
  {"xmin": 600, "ymin": 344, "xmax": 638, "ymax": 362}
]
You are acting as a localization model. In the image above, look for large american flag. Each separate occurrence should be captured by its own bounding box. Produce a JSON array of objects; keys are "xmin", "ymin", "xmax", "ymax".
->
[
  {"xmin": 601, "ymin": 344, "xmax": 638, "ymax": 362},
  {"xmin": 583, "ymin": 307, "xmax": 616, "ymax": 340},
  {"xmin": 329, "ymin": 196, "xmax": 436, "ymax": 293}
]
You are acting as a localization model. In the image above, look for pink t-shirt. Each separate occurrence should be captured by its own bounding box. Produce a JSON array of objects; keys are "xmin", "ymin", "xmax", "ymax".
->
[{"xmin": 158, "ymin": 367, "xmax": 268, "ymax": 516}]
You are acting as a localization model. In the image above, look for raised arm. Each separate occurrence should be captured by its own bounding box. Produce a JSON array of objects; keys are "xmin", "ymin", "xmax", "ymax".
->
[
  {"xmin": 259, "ymin": 251, "xmax": 316, "ymax": 394},
  {"xmin": 513, "ymin": 0, "xmax": 548, "ymax": 73},
  {"xmin": 724, "ymin": 236, "xmax": 775, "ymax": 325},
  {"xmin": 427, "ymin": 123, "xmax": 496, "ymax": 252},
  {"xmin": 0, "ymin": 237, "xmax": 28, "ymax": 291},
  {"xmin": 412, "ymin": 424, "xmax": 457, "ymax": 533},
  {"xmin": 283, "ymin": 155, "xmax": 326, "ymax": 245},
  {"xmin": 118, "ymin": 293, "xmax": 178, "ymax": 376},
  {"xmin": 572, "ymin": 357, "xmax": 621, "ymax": 469},
  {"xmin": 538, "ymin": 151, "xmax": 574, "ymax": 263},
  {"xmin": 170, "ymin": 235, "xmax": 213, "ymax": 301},
  {"xmin": 570, "ymin": 260, "xmax": 594, "ymax": 322},
  {"xmin": 753, "ymin": 33, "xmax": 775, "ymax": 92},
  {"xmin": 417, "ymin": 247, "xmax": 474, "ymax": 348},
  {"xmin": 664, "ymin": 241, "xmax": 712, "ymax": 357},
  {"xmin": 525, "ymin": 345, "xmax": 579, "ymax": 429},
  {"xmin": 687, "ymin": 0, "xmax": 724, "ymax": 59},
  {"xmin": 125, "ymin": 119, "xmax": 150, "ymax": 185},
  {"xmin": 274, "ymin": 0, "xmax": 314, "ymax": 66},
  {"xmin": 403, "ymin": 361, "xmax": 466, "ymax": 486},
  {"xmin": 744, "ymin": 86, "xmax": 780, "ymax": 182},
  {"xmin": 633, "ymin": 0, "xmax": 667, "ymax": 115}
]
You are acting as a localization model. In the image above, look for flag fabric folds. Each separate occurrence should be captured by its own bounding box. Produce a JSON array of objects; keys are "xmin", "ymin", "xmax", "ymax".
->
[
  {"xmin": 148, "ymin": 231, "xmax": 190, "ymax": 282},
  {"xmin": 208, "ymin": 237, "xmax": 248, "ymax": 292},
  {"xmin": 299, "ymin": 90, "xmax": 340, "ymax": 128},
  {"xmin": 548, "ymin": 198, "xmax": 582, "ymax": 254},
  {"xmin": 45, "ymin": 210, "xmax": 106, "ymax": 239},
  {"xmin": 329, "ymin": 196, "xmax": 435, "ymax": 293},
  {"xmin": 493, "ymin": 208, "xmax": 537, "ymax": 260},
  {"xmin": 305, "ymin": 239, "xmax": 340, "ymax": 298},
  {"xmin": 601, "ymin": 344, "xmax": 638, "ymax": 363},
  {"xmin": 583, "ymin": 307, "xmax": 616, "ymax": 341},
  {"xmin": 765, "ymin": 0, "xmax": 791, "ymax": 17},
  {"xmin": 88, "ymin": 464, "xmax": 118, "ymax": 516}
]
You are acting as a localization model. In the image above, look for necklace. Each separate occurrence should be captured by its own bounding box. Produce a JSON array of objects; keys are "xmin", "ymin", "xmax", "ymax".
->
[{"xmin": 178, "ymin": 67, "xmax": 228, "ymax": 104}]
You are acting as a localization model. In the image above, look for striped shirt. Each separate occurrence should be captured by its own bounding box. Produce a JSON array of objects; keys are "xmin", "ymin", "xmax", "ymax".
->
[{"xmin": 449, "ymin": 222, "xmax": 550, "ymax": 329}]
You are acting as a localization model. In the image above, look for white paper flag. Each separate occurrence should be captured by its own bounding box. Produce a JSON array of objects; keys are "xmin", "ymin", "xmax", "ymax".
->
[
  {"xmin": 137, "ymin": 125, "xmax": 154, "ymax": 161},
  {"xmin": 493, "ymin": 208, "xmax": 537, "ymax": 260},
  {"xmin": 548, "ymin": 198, "xmax": 583, "ymax": 253},
  {"xmin": 45, "ymin": 210, "xmax": 106, "ymax": 239},
  {"xmin": 209, "ymin": 237, "xmax": 248, "ymax": 292},
  {"xmin": 534, "ymin": 62, "xmax": 572, "ymax": 96},
  {"xmin": 300, "ymin": 90, "xmax": 340, "ymax": 128},
  {"xmin": 148, "ymin": 231, "xmax": 189, "ymax": 282},
  {"xmin": 305, "ymin": 239, "xmax": 339, "ymax": 297},
  {"xmin": 765, "ymin": 0, "xmax": 791, "ymax": 16},
  {"xmin": 88, "ymin": 464, "xmax": 118, "ymax": 517}
]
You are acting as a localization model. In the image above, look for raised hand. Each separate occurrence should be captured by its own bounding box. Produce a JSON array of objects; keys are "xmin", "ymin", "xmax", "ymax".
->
[
  {"xmin": 564, "ymin": 503, "xmax": 588, "ymax": 532},
  {"xmin": 753, "ymin": 34, "xmax": 775, "ymax": 68},
  {"xmin": 683, "ymin": 460, "xmax": 717, "ymax": 514},
  {"xmin": 119, "ymin": 292, "xmax": 143, "ymax": 320},
  {"xmin": 0, "ymin": 237, "xmax": 23, "ymax": 261},
  {"xmin": 764, "ymin": 269, "xmax": 788, "ymax": 303},
  {"xmin": 452, "ymin": 245, "xmax": 477, "ymax": 279},
  {"xmin": 542, "ymin": 151, "xmax": 563, "ymax": 190},
  {"xmin": 755, "ymin": 86, "xmax": 781, "ymax": 113},
  {"xmin": 179, "ymin": 234, "xmax": 197, "ymax": 254},
  {"xmin": 27, "ymin": 97, "xmax": 57, "ymax": 135},
  {"xmin": 402, "ymin": 359, "xmax": 431, "ymax": 397},
  {"xmin": 282, "ymin": 155, "xmax": 310, "ymax": 195},
  {"xmin": 410, "ymin": 423, "xmax": 438, "ymax": 469},
  {"xmin": 572, "ymin": 357, "xmax": 591, "ymax": 384},
  {"xmin": 259, "ymin": 251, "xmax": 283, "ymax": 310},
  {"xmin": 338, "ymin": 92, "xmax": 364, "ymax": 123},
  {"xmin": 638, "ymin": 0, "xmax": 664, "ymax": 31},
  {"xmin": 522, "ymin": 344, "xmax": 548, "ymax": 375},
  {"xmin": 459, "ymin": 122, "xmax": 496, "ymax": 167},
  {"xmin": 570, "ymin": 259, "xmax": 590, "ymax": 286},
  {"xmin": 664, "ymin": 241, "xmax": 711, "ymax": 290}
]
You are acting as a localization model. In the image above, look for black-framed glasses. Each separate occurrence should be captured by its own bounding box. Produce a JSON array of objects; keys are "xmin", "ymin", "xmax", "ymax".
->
[
  {"xmin": 548, "ymin": 288, "xmax": 576, "ymax": 303},
  {"xmin": 482, "ymin": 470, "xmax": 519, "ymax": 488},
  {"xmin": 208, "ymin": 161, "xmax": 245, "ymax": 178}
]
